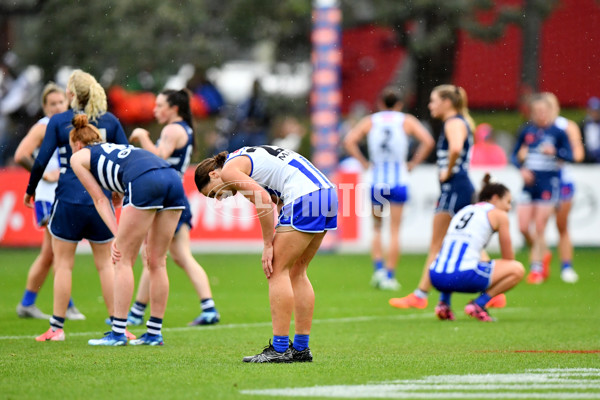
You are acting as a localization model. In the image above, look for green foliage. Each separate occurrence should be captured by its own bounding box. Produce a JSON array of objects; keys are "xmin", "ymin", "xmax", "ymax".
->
[{"xmin": 1, "ymin": 248, "xmax": 599, "ymax": 399}]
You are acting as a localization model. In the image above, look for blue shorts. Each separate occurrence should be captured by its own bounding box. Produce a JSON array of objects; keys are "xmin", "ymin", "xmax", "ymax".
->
[
  {"xmin": 48, "ymin": 199, "xmax": 114, "ymax": 243},
  {"xmin": 277, "ymin": 188, "xmax": 338, "ymax": 233},
  {"xmin": 430, "ymin": 261, "xmax": 494, "ymax": 293},
  {"xmin": 34, "ymin": 200, "xmax": 53, "ymax": 227},
  {"xmin": 559, "ymin": 182, "xmax": 574, "ymax": 202},
  {"xmin": 371, "ymin": 184, "xmax": 408, "ymax": 206},
  {"xmin": 521, "ymin": 172, "xmax": 560, "ymax": 204},
  {"xmin": 435, "ymin": 174, "xmax": 474, "ymax": 216},
  {"xmin": 124, "ymin": 168, "xmax": 186, "ymax": 211},
  {"xmin": 176, "ymin": 197, "xmax": 193, "ymax": 233}
]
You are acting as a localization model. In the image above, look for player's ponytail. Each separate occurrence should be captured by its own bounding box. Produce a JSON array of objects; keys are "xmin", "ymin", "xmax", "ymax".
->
[
  {"xmin": 433, "ymin": 84, "xmax": 475, "ymax": 132},
  {"xmin": 194, "ymin": 151, "xmax": 229, "ymax": 192},
  {"xmin": 67, "ymin": 69, "xmax": 107, "ymax": 122},
  {"xmin": 478, "ymin": 173, "xmax": 509, "ymax": 202},
  {"xmin": 70, "ymin": 114, "xmax": 102, "ymax": 146}
]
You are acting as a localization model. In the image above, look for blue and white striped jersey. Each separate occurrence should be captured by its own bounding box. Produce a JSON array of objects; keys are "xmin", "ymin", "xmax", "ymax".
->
[
  {"xmin": 88, "ymin": 143, "xmax": 170, "ymax": 193},
  {"xmin": 436, "ymin": 115, "xmax": 472, "ymax": 176},
  {"xmin": 430, "ymin": 202, "xmax": 495, "ymax": 274},
  {"xmin": 226, "ymin": 145, "xmax": 335, "ymax": 205},
  {"xmin": 367, "ymin": 111, "xmax": 409, "ymax": 186},
  {"xmin": 158, "ymin": 120, "xmax": 193, "ymax": 177}
]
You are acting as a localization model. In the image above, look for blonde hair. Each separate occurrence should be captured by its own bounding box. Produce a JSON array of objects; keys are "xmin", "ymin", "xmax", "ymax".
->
[
  {"xmin": 541, "ymin": 92, "xmax": 560, "ymax": 120},
  {"xmin": 67, "ymin": 69, "xmax": 107, "ymax": 122},
  {"xmin": 70, "ymin": 114, "xmax": 102, "ymax": 146},
  {"xmin": 433, "ymin": 84, "xmax": 475, "ymax": 131},
  {"xmin": 41, "ymin": 82, "xmax": 66, "ymax": 105}
]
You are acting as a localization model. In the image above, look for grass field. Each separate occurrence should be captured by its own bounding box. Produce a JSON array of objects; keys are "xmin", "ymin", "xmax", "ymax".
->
[{"xmin": 1, "ymin": 248, "xmax": 599, "ymax": 399}]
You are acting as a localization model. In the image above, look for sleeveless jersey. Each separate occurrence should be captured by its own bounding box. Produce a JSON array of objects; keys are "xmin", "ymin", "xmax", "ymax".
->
[
  {"xmin": 431, "ymin": 202, "xmax": 495, "ymax": 274},
  {"xmin": 26, "ymin": 109, "xmax": 128, "ymax": 205},
  {"xmin": 436, "ymin": 115, "xmax": 472, "ymax": 176},
  {"xmin": 33, "ymin": 116, "xmax": 60, "ymax": 203},
  {"xmin": 367, "ymin": 111, "xmax": 409, "ymax": 186},
  {"xmin": 226, "ymin": 145, "xmax": 335, "ymax": 205},
  {"xmin": 157, "ymin": 120, "xmax": 193, "ymax": 177},
  {"xmin": 88, "ymin": 143, "xmax": 171, "ymax": 193}
]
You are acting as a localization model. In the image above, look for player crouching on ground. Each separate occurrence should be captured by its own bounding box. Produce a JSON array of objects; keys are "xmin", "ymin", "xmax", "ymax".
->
[{"xmin": 429, "ymin": 174, "xmax": 525, "ymax": 322}]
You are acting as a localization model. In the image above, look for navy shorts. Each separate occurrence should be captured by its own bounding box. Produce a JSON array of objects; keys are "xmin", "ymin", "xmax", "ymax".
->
[
  {"xmin": 521, "ymin": 172, "xmax": 560, "ymax": 204},
  {"xmin": 371, "ymin": 184, "xmax": 408, "ymax": 206},
  {"xmin": 176, "ymin": 196, "xmax": 193, "ymax": 233},
  {"xmin": 435, "ymin": 174, "xmax": 474, "ymax": 216},
  {"xmin": 34, "ymin": 200, "xmax": 53, "ymax": 227},
  {"xmin": 48, "ymin": 199, "xmax": 114, "ymax": 243},
  {"xmin": 278, "ymin": 188, "xmax": 338, "ymax": 233},
  {"xmin": 430, "ymin": 261, "xmax": 494, "ymax": 293},
  {"xmin": 124, "ymin": 168, "xmax": 186, "ymax": 211}
]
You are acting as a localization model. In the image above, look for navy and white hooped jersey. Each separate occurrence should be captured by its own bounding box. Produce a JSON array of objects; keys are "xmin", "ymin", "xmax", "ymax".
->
[
  {"xmin": 158, "ymin": 120, "xmax": 193, "ymax": 177},
  {"xmin": 511, "ymin": 122, "xmax": 572, "ymax": 172},
  {"xmin": 26, "ymin": 109, "xmax": 128, "ymax": 205},
  {"xmin": 436, "ymin": 115, "xmax": 472, "ymax": 177},
  {"xmin": 226, "ymin": 145, "xmax": 335, "ymax": 205},
  {"xmin": 430, "ymin": 202, "xmax": 495, "ymax": 274},
  {"xmin": 367, "ymin": 111, "xmax": 409, "ymax": 186},
  {"xmin": 88, "ymin": 143, "xmax": 171, "ymax": 194}
]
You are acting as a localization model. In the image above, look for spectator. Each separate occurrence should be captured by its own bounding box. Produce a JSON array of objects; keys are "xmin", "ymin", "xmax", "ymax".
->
[
  {"xmin": 470, "ymin": 123, "xmax": 508, "ymax": 167},
  {"xmin": 271, "ymin": 116, "xmax": 306, "ymax": 153},
  {"xmin": 581, "ymin": 96, "xmax": 600, "ymax": 163},
  {"xmin": 228, "ymin": 79, "xmax": 270, "ymax": 151}
]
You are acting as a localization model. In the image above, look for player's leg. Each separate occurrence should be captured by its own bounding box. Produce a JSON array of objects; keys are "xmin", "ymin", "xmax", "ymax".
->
[
  {"xmin": 380, "ymin": 202, "xmax": 403, "ymax": 290},
  {"xmin": 517, "ymin": 203, "xmax": 535, "ymax": 249},
  {"xmin": 529, "ymin": 203, "xmax": 554, "ymax": 283},
  {"xmin": 18, "ymin": 228, "xmax": 54, "ymax": 319},
  {"xmin": 486, "ymin": 259, "xmax": 525, "ymax": 297},
  {"xmin": 89, "ymin": 240, "xmax": 115, "ymax": 320},
  {"xmin": 370, "ymin": 203, "xmax": 385, "ymax": 287},
  {"xmin": 556, "ymin": 200, "xmax": 578, "ymax": 283}
]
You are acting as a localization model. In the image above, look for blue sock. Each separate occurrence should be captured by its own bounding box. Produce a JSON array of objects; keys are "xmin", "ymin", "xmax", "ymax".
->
[
  {"xmin": 475, "ymin": 293, "xmax": 492, "ymax": 308},
  {"xmin": 201, "ymin": 298, "xmax": 216, "ymax": 313},
  {"xmin": 272, "ymin": 335, "xmax": 289, "ymax": 353},
  {"xmin": 386, "ymin": 269, "xmax": 395, "ymax": 279},
  {"xmin": 21, "ymin": 290, "xmax": 37, "ymax": 307},
  {"xmin": 293, "ymin": 334, "xmax": 309, "ymax": 351},
  {"xmin": 440, "ymin": 292, "xmax": 452, "ymax": 306},
  {"xmin": 68, "ymin": 298, "xmax": 74, "ymax": 308},
  {"xmin": 561, "ymin": 261, "xmax": 572, "ymax": 271},
  {"xmin": 374, "ymin": 259, "xmax": 384, "ymax": 271}
]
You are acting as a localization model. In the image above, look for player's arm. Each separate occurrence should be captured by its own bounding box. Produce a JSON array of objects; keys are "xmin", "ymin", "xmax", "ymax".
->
[
  {"xmin": 25, "ymin": 117, "xmax": 60, "ymax": 207},
  {"xmin": 440, "ymin": 118, "xmax": 467, "ymax": 182},
  {"xmin": 489, "ymin": 209, "xmax": 514, "ymax": 260},
  {"xmin": 404, "ymin": 114, "xmax": 434, "ymax": 171},
  {"xmin": 343, "ymin": 116, "xmax": 372, "ymax": 170},
  {"xmin": 71, "ymin": 149, "xmax": 118, "ymax": 236},
  {"xmin": 14, "ymin": 123, "xmax": 45, "ymax": 171},
  {"xmin": 566, "ymin": 120, "xmax": 584, "ymax": 163},
  {"xmin": 221, "ymin": 156, "xmax": 275, "ymax": 278}
]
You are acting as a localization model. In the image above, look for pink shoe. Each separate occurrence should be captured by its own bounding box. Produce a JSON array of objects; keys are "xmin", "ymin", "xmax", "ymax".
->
[
  {"xmin": 486, "ymin": 294, "xmax": 507, "ymax": 308},
  {"xmin": 526, "ymin": 270, "xmax": 545, "ymax": 285},
  {"xmin": 125, "ymin": 329, "xmax": 137, "ymax": 341},
  {"xmin": 389, "ymin": 293, "xmax": 428, "ymax": 309},
  {"xmin": 464, "ymin": 301, "xmax": 495, "ymax": 322},
  {"xmin": 542, "ymin": 251, "xmax": 552, "ymax": 279},
  {"xmin": 434, "ymin": 302, "xmax": 455, "ymax": 321},
  {"xmin": 36, "ymin": 328, "xmax": 65, "ymax": 342}
]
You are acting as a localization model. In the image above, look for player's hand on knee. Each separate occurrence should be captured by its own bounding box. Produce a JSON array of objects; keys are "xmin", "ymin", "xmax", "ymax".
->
[{"xmin": 262, "ymin": 245, "xmax": 274, "ymax": 278}]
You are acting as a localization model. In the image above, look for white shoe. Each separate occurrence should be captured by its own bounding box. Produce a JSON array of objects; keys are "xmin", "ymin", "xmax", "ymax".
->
[
  {"xmin": 378, "ymin": 277, "xmax": 401, "ymax": 291},
  {"xmin": 560, "ymin": 267, "xmax": 579, "ymax": 283},
  {"xmin": 66, "ymin": 306, "xmax": 86, "ymax": 320},
  {"xmin": 370, "ymin": 269, "xmax": 387, "ymax": 288},
  {"xmin": 16, "ymin": 304, "xmax": 51, "ymax": 319}
]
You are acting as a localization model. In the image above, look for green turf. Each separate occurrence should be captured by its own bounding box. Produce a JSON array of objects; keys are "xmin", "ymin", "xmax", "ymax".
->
[{"xmin": 0, "ymin": 248, "xmax": 598, "ymax": 399}]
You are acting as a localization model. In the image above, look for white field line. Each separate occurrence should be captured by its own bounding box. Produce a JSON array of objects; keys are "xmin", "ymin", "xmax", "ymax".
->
[
  {"xmin": 0, "ymin": 311, "xmax": 436, "ymax": 341},
  {"xmin": 241, "ymin": 369, "xmax": 600, "ymax": 399}
]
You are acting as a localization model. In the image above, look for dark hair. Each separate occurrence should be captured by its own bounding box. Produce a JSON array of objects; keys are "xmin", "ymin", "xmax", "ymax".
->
[
  {"xmin": 380, "ymin": 87, "xmax": 402, "ymax": 109},
  {"xmin": 478, "ymin": 173, "xmax": 509, "ymax": 202},
  {"xmin": 70, "ymin": 114, "xmax": 102, "ymax": 146},
  {"xmin": 194, "ymin": 151, "xmax": 228, "ymax": 192},
  {"xmin": 161, "ymin": 89, "xmax": 194, "ymax": 145}
]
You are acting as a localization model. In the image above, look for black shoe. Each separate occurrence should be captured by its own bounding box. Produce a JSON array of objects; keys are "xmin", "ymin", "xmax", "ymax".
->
[
  {"xmin": 291, "ymin": 346, "xmax": 313, "ymax": 362},
  {"xmin": 242, "ymin": 341, "xmax": 292, "ymax": 363}
]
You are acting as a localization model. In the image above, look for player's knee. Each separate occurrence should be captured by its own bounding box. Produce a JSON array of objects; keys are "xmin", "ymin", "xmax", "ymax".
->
[{"xmin": 513, "ymin": 261, "xmax": 525, "ymax": 281}]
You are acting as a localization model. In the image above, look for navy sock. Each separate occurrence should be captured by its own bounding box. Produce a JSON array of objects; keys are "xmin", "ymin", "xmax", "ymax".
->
[
  {"xmin": 201, "ymin": 298, "xmax": 216, "ymax": 313},
  {"xmin": 68, "ymin": 298, "xmax": 74, "ymax": 308},
  {"xmin": 50, "ymin": 315, "xmax": 65, "ymax": 332},
  {"xmin": 21, "ymin": 290, "xmax": 37, "ymax": 307},
  {"xmin": 273, "ymin": 335, "xmax": 289, "ymax": 353},
  {"xmin": 561, "ymin": 261, "xmax": 573, "ymax": 271},
  {"xmin": 129, "ymin": 301, "xmax": 147, "ymax": 318},
  {"xmin": 146, "ymin": 316, "xmax": 163, "ymax": 336},
  {"xmin": 293, "ymin": 334, "xmax": 309, "ymax": 351},
  {"xmin": 374, "ymin": 259, "xmax": 384, "ymax": 271},
  {"xmin": 475, "ymin": 293, "xmax": 492, "ymax": 308},
  {"xmin": 112, "ymin": 317, "xmax": 127, "ymax": 336},
  {"xmin": 440, "ymin": 292, "xmax": 452, "ymax": 306}
]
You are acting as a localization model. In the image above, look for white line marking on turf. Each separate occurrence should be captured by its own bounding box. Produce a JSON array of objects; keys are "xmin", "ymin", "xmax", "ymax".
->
[
  {"xmin": 0, "ymin": 312, "xmax": 435, "ymax": 340},
  {"xmin": 241, "ymin": 368, "xmax": 600, "ymax": 399}
]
